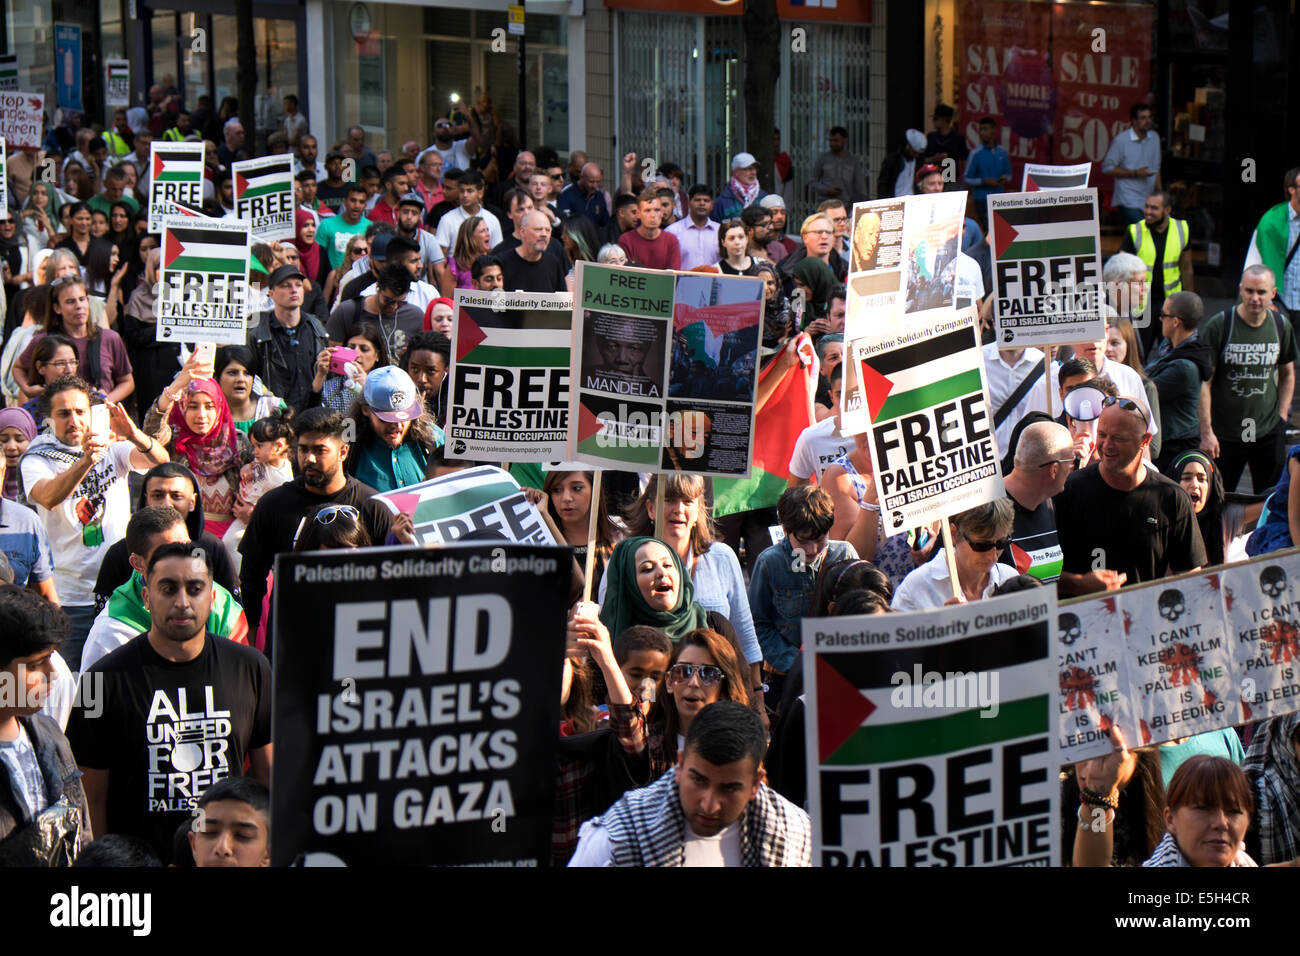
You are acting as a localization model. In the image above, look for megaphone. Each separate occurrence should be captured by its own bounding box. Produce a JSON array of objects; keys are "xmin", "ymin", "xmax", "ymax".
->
[{"xmin": 1064, "ymin": 384, "xmax": 1107, "ymax": 422}]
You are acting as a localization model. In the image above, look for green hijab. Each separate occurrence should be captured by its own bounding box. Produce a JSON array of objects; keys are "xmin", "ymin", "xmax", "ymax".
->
[{"xmin": 600, "ymin": 535, "xmax": 711, "ymax": 642}]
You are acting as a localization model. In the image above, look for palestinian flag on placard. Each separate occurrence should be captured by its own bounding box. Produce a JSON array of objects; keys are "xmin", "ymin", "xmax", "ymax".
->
[
  {"xmin": 673, "ymin": 301, "xmax": 758, "ymax": 369},
  {"xmin": 455, "ymin": 306, "xmax": 570, "ymax": 368},
  {"xmin": 162, "ymin": 224, "xmax": 249, "ymax": 275},
  {"xmin": 714, "ymin": 333, "xmax": 817, "ymax": 518},
  {"xmin": 372, "ymin": 466, "xmax": 556, "ymax": 545},
  {"xmin": 991, "ymin": 200, "xmax": 1097, "ymax": 262},
  {"xmin": 151, "ymin": 144, "xmax": 205, "ymax": 184},
  {"xmin": 813, "ymin": 621, "xmax": 1051, "ymax": 766},
  {"xmin": 573, "ymin": 399, "xmax": 659, "ymax": 468},
  {"xmin": 858, "ymin": 324, "xmax": 983, "ymax": 426},
  {"xmin": 233, "ymin": 155, "xmax": 292, "ymax": 200}
]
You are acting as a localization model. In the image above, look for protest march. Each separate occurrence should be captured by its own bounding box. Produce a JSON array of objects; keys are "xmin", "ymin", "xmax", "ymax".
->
[{"xmin": 3, "ymin": 10, "xmax": 1300, "ymax": 926}]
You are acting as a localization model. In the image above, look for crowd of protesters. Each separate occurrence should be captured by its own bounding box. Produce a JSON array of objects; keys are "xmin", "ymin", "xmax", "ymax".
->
[{"xmin": 1, "ymin": 89, "xmax": 1299, "ymax": 869}]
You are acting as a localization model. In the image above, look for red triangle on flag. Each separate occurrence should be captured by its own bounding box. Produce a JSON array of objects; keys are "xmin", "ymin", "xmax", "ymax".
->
[
  {"xmin": 152, "ymin": 151, "xmax": 166, "ymax": 179},
  {"xmin": 992, "ymin": 211, "xmax": 1019, "ymax": 260},
  {"xmin": 575, "ymin": 402, "xmax": 606, "ymax": 445},
  {"xmin": 382, "ymin": 491, "xmax": 421, "ymax": 518},
  {"xmin": 1010, "ymin": 541, "xmax": 1033, "ymax": 575},
  {"xmin": 1025, "ymin": 175, "xmax": 1039, "ymax": 192},
  {"xmin": 235, "ymin": 171, "xmax": 250, "ymax": 195},
  {"xmin": 816, "ymin": 655, "xmax": 878, "ymax": 763},
  {"xmin": 455, "ymin": 312, "xmax": 486, "ymax": 362},
  {"xmin": 858, "ymin": 360, "xmax": 895, "ymax": 421},
  {"xmin": 164, "ymin": 235, "xmax": 186, "ymax": 269}
]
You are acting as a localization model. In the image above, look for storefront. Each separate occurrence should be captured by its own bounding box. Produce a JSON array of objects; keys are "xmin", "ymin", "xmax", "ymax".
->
[
  {"xmin": 927, "ymin": 0, "xmax": 1300, "ymax": 294},
  {"xmin": 605, "ymin": 0, "xmax": 878, "ymax": 225}
]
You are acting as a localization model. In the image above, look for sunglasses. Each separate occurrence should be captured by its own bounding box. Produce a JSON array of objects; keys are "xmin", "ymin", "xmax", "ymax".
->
[
  {"xmin": 1038, "ymin": 457, "xmax": 1076, "ymax": 469},
  {"xmin": 314, "ymin": 504, "xmax": 360, "ymax": 525},
  {"xmin": 1102, "ymin": 395, "xmax": 1150, "ymax": 428},
  {"xmin": 963, "ymin": 534, "xmax": 1011, "ymax": 553},
  {"xmin": 666, "ymin": 663, "xmax": 724, "ymax": 686}
]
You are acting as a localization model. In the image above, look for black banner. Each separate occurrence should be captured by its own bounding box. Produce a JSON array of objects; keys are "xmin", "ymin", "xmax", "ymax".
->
[{"xmin": 270, "ymin": 543, "xmax": 570, "ymax": 866}]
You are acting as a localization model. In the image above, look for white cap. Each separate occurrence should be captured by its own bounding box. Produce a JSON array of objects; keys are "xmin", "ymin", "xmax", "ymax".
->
[
  {"xmin": 906, "ymin": 129, "xmax": 927, "ymax": 152},
  {"xmin": 731, "ymin": 152, "xmax": 759, "ymax": 170}
]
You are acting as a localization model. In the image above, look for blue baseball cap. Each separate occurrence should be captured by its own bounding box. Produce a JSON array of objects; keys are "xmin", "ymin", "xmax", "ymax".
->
[{"xmin": 363, "ymin": 366, "xmax": 423, "ymax": 423}]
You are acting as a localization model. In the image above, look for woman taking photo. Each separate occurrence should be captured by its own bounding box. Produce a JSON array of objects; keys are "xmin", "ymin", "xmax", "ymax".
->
[
  {"xmin": 214, "ymin": 346, "xmax": 287, "ymax": 435},
  {"xmin": 144, "ymin": 355, "xmax": 252, "ymax": 539},
  {"xmin": 543, "ymin": 469, "xmax": 621, "ymax": 597},
  {"xmin": 448, "ymin": 216, "xmax": 492, "ymax": 290},
  {"xmin": 313, "ymin": 322, "xmax": 389, "ymax": 412},
  {"xmin": 13, "ymin": 276, "xmax": 133, "ymax": 405}
]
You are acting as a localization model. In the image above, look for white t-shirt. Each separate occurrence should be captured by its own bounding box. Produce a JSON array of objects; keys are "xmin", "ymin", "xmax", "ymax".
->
[
  {"xmin": 683, "ymin": 820, "xmax": 742, "ymax": 866},
  {"xmin": 891, "ymin": 547, "xmax": 1019, "ymax": 612},
  {"xmin": 20, "ymin": 442, "xmax": 137, "ymax": 606},
  {"xmin": 789, "ymin": 417, "xmax": 853, "ymax": 482},
  {"xmin": 360, "ymin": 278, "xmax": 439, "ymax": 313},
  {"xmin": 435, "ymin": 206, "xmax": 504, "ymax": 254}
]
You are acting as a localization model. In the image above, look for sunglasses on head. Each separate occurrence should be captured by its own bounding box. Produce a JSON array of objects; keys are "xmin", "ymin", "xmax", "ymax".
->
[
  {"xmin": 1102, "ymin": 395, "xmax": 1150, "ymax": 428},
  {"xmin": 963, "ymin": 533, "xmax": 1010, "ymax": 553},
  {"xmin": 314, "ymin": 504, "xmax": 359, "ymax": 525},
  {"xmin": 666, "ymin": 663, "xmax": 724, "ymax": 686}
]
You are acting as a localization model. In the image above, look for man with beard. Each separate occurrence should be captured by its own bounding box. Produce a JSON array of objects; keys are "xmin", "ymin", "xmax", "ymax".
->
[
  {"xmin": 237, "ymin": 408, "xmax": 392, "ymax": 658},
  {"xmin": 346, "ymin": 367, "xmax": 440, "ymax": 493},
  {"xmin": 67, "ymin": 542, "xmax": 271, "ymax": 864}
]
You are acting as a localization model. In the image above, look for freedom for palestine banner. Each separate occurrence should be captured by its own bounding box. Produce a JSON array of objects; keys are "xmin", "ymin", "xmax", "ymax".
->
[
  {"xmin": 988, "ymin": 188, "xmax": 1104, "ymax": 348},
  {"xmin": 447, "ymin": 290, "xmax": 573, "ymax": 462},
  {"xmin": 855, "ymin": 306, "xmax": 1004, "ymax": 536},
  {"xmin": 233, "ymin": 154, "xmax": 295, "ymax": 240},
  {"xmin": 149, "ymin": 142, "xmax": 206, "ymax": 231},
  {"xmin": 804, "ymin": 588, "xmax": 1060, "ymax": 867},
  {"xmin": 156, "ymin": 216, "xmax": 252, "ymax": 345}
]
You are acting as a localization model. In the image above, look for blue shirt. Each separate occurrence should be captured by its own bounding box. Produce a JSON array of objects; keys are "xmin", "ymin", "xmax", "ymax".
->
[
  {"xmin": 749, "ymin": 538, "xmax": 858, "ymax": 673},
  {"xmin": 557, "ymin": 183, "xmax": 609, "ymax": 229},
  {"xmin": 0, "ymin": 499, "xmax": 54, "ymax": 589},
  {"xmin": 352, "ymin": 439, "xmax": 429, "ymax": 494},
  {"xmin": 1101, "ymin": 128, "xmax": 1161, "ymax": 210},
  {"xmin": 689, "ymin": 543, "xmax": 761, "ymax": 666},
  {"xmin": 964, "ymin": 144, "xmax": 1012, "ymax": 205}
]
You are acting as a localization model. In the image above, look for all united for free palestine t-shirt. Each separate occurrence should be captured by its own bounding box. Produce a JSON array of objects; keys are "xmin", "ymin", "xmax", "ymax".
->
[
  {"xmin": 66, "ymin": 634, "xmax": 271, "ymax": 862},
  {"xmin": 1001, "ymin": 495, "xmax": 1062, "ymax": 584}
]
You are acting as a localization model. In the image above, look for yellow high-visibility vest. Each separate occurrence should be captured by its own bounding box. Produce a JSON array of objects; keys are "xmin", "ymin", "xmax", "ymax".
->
[
  {"xmin": 104, "ymin": 129, "xmax": 132, "ymax": 158},
  {"xmin": 1128, "ymin": 217, "xmax": 1189, "ymax": 307}
]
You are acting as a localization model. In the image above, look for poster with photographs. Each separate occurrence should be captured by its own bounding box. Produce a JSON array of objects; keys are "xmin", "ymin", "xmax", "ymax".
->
[{"xmin": 570, "ymin": 262, "xmax": 762, "ymax": 477}]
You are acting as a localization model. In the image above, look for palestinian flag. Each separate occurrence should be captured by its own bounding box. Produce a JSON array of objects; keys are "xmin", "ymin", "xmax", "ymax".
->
[
  {"xmin": 673, "ymin": 300, "xmax": 760, "ymax": 369},
  {"xmin": 162, "ymin": 224, "xmax": 249, "ymax": 275},
  {"xmin": 991, "ymin": 201, "xmax": 1097, "ymax": 261},
  {"xmin": 0, "ymin": 59, "xmax": 16, "ymax": 87},
  {"xmin": 572, "ymin": 399, "xmax": 660, "ymax": 468},
  {"xmin": 372, "ymin": 466, "xmax": 557, "ymax": 545},
  {"xmin": 455, "ymin": 306, "xmax": 570, "ymax": 368},
  {"xmin": 1024, "ymin": 170, "xmax": 1089, "ymax": 191},
  {"xmin": 233, "ymin": 155, "xmax": 293, "ymax": 200},
  {"xmin": 714, "ymin": 333, "xmax": 817, "ymax": 518},
  {"xmin": 812, "ymin": 620, "xmax": 1051, "ymax": 766},
  {"xmin": 151, "ymin": 143, "xmax": 205, "ymax": 183},
  {"xmin": 858, "ymin": 324, "xmax": 983, "ymax": 426}
]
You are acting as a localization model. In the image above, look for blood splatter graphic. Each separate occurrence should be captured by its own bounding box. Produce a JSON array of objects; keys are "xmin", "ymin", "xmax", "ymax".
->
[
  {"xmin": 1060, "ymin": 667, "xmax": 1096, "ymax": 710},
  {"xmin": 1165, "ymin": 643, "xmax": 1202, "ymax": 687},
  {"xmin": 1260, "ymin": 619, "xmax": 1300, "ymax": 664}
]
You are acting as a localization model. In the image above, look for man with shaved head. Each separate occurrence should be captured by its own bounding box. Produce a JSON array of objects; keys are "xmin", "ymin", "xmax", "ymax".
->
[
  {"xmin": 490, "ymin": 150, "xmax": 537, "ymax": 208},
  {"xmin": 499, "ymin": 211, "xmax": 568, "ymax": 292},
  {"xmin": 558, "ymin": 160, "xmax": 611, "ymax": 229},
  {"xmin": 1001, "ymin": 420, "xmax": 1075, "ymax": 584}
]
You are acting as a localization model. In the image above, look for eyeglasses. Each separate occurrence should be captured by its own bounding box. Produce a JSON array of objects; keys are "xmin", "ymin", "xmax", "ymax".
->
[
  {"xmin": 1038, "ymin": 457, "xmax": 1075, "ymax": 469},
  {"xmin": 43, "ymin": 358, "xmax": 79, "ymax": 370},
  {"xmin": 548, "ymin": 172, "xmax": 564, "ymax": 180},
  {"xmin": 314, "ymin": 505, "xmax": 359, "ymax": 526},
  {"xmin": 807, "ymin": 228, "xmax": 833, "ymax": 236},
  {"xmin": 963, "ymin": 534, "xmax": 1011, "ymax": 553},
  {"xmin": 1101, "ymin": 395, "xmax": 1150, "ymax": 428},
  {"xmin": 666, "ymin": 663, "xmax": 724, "ymax": 686}
]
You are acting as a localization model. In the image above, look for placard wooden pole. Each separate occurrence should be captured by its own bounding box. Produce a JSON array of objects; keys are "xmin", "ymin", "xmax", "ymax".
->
[
  {"xmin": 653, "ymin": 478, "xmax": 666, "ymax": 539},
  {"xmin": 580, "ymin": 470, "xmax": 603, "ymax": 603},
  {"xmin": 1043, "ymin": 351, "xmax": 1053, "ymax": 418},
  {"xmin": 941, "ymin": 519, "xmax": 962, "ymax": 601}
]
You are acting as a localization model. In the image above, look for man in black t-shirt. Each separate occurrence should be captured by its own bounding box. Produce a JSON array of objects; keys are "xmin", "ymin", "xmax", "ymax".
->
[
  {"xmin": 1054, "ymin": 400, "xmax": 1206, "ymax": 595},
  {"xmin": 499, "ymin": 211, "xmax": 568, "ymax": 293},
  {"xmin": 326, "ymin": 262, "xmax": 425, "ymax": 359},
  {"xmin": 1000, "ymin": 421, "xmax": 1072, "ymax": 584},
  {"xmin": 67, "ymin": 542, "xmax": 272, "ymax": 863},
  {"xmin": 238, "ymin": 408, "xmax": 392, "ymax": 657}
]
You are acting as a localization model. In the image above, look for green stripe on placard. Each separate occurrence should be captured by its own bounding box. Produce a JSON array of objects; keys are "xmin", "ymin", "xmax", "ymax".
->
[
  {"xmin": 825, "ymin": 694, "xmax": 1050, "ymax": 765},
  {"xmin": 411, "ymin": 480, "xmax": 521, "ymax": 524},
  {"xmin": 998, "ymin": 236, "xmax": 1096, "ymax": 261},
  {"xmin": 460, "ymin": 345, "xmax": 569, "ymax": 368},
  {"xmin": 155, "ymin": 169, "xmax": 203, "ymax": 183},
  {"xmin": 238, "ymin": 180, "xmax": 288, "ymax": 199},
  {"xmin": 577, "ymin": 434, "xmax": 659, "ymax": 467},
  {"xmin": 169, "ymin": 255, "xmax": 247, "ymax": 274},
  {"xmin": 875, "ymin": 368, "xmax": 983, "ymax": 424}
]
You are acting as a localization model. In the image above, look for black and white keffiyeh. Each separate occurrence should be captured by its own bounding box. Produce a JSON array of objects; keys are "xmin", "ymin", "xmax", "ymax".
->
[
  {"xmin": 1142, "ymin": 831, "xmax": 1257, "ymax": 867},
  {"xmin": 1242, "ymin": 713, "xmax": 1300, "ymax": 865}
]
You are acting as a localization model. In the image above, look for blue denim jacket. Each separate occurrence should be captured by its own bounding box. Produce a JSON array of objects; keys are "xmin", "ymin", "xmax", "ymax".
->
[{"xmin": 749, "ymin": 538, "xmax": 857, "ymax": 673}]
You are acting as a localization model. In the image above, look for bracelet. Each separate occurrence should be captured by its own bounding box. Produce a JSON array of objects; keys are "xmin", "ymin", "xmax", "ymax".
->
[
  {"xmin": 859, "ymin": 501, "xmax": 881, "ymax": 512},
  {"xmin": 754, "ymin": 684, "xmax": 769, "ymax": 695},
  {"xmin": 1080, "ymin": 786, "xmax": 1118, "ymax": 811}
]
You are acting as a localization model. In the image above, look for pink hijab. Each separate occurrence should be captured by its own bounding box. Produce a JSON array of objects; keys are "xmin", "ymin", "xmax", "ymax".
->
[
  {"xmin": 168, "ymin": 378, "xmax": 240, "ymax": 477},
  {"xmin": 294, "ymin": 208, "xmax": 321, "ymax": 280}
]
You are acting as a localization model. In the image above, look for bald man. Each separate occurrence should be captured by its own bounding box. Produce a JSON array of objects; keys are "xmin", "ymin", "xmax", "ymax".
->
[
  {"xmin": 558, "ymin": 161, "xmax": 610, "ymax": 228},
  {"xmin": 1002, "ymin": 420, "xmax": 1075, "ymax": 583},
  {"xmin": 499, "ymin": 211, "xmax": 568, "ymax": 292}
]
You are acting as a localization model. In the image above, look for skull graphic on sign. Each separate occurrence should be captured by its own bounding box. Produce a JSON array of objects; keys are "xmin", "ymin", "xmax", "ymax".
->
[{"xmin": 1157, "ymin": 589, "xmax": 1186, "ymax": 623}]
